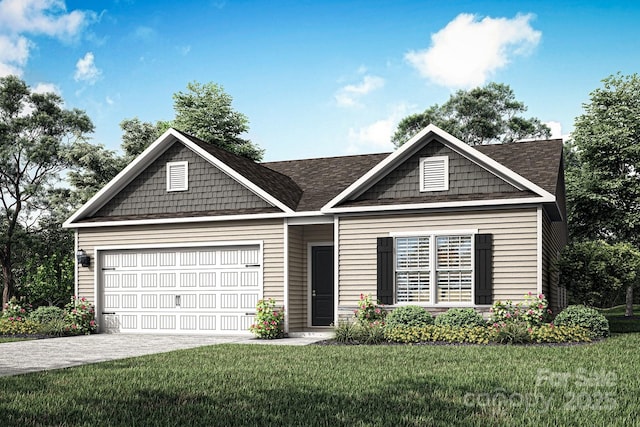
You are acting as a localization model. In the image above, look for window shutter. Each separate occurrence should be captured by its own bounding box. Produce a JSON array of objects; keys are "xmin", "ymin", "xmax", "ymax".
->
[
  {"xmin": 377, "ymin": 237, "xmax": 394, "ymax": 304},
  {"xmin": 474, "ymin": 234, "xmax": 493, "ymax": 305}
]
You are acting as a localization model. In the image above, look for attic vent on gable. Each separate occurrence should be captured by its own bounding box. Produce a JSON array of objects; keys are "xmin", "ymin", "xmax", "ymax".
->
[
  {"xmin": 420, "ymin": 156, "xmax": 448, "ymax": 192},
  {"xmin": 167, "ymin": 161, "xmax": 188, "ymax": 192}
]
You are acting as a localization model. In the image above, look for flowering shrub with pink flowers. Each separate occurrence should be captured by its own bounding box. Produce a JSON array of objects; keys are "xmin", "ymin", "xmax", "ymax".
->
[
  {"xmin": 1, "ymin": 298, "xmax": 32, "ymax": 322},
  {"xmin": 354, "ymin": 293, "xmax": 386, "ymax": 326},
  {"xmin": 250, "ymin": 298, "xmax": 285, "ymax": 339},
  {"xmin": 489, "ymin": 292, "xmax": 552, "ymax": 327},
  {"xmin": 64, "ymin": 296, "xmax": 97, "ymax": 335}
]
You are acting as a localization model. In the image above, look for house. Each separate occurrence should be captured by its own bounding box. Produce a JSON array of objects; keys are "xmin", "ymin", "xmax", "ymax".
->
[{"xmin": 63, "ymin": 124, "xmax": 567, "ymax": 334}]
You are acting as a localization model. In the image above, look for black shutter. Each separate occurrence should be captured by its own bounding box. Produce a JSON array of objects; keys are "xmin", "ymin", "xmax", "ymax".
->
[
  {"xmin": 377, "ymin": 237, "xmax": 394, "ymax": 304},
  {"xmin": 474, "ymin": 234, "xmax": 493, "ymax": 305}
]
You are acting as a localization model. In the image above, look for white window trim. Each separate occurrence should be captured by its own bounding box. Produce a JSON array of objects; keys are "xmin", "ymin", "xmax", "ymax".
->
[
  {"xmin": 419, "ymin": 156, "xmax": 449, "ymax": 192},
  {"xmin": 166, "ymin": 161, "xmax": 188, "ymax": 192},
  {"xmin": 392, "ymin": 231, "xmax": 475, "ymax": 306}
]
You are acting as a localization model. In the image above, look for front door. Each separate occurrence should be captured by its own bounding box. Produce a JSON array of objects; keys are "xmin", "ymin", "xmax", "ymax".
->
[{"xmin": 311, "ymin": 245, "xmax": 334, "ymax": 326}]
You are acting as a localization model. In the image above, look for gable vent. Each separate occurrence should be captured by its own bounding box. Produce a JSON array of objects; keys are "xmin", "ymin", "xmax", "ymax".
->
[
  {"xmin": 167, "ymin": 161, "xmax": 188, "ymax": 192},
  {"xmin": 420, "ymin": 156, "xmax": 448, "ymax": 192}
]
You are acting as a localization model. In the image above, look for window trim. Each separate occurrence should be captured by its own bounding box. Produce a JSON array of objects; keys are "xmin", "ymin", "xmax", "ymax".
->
[
  {"xmin": 166, "ymin": 161, "xmax": 188, "ymax": 192},
  {"xmin": 392, "ymin": 230, "xmax": 475, "ymax": 306},
  {"xmin": 419, "ymin": 156, "xmax": 449, "ymax": 192}
]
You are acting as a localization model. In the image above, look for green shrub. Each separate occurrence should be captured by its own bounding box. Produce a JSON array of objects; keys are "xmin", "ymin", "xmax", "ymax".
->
[
  {"xmin": 37, "ymin": 319, "xmax": 70, "ymax": 337},
  {"xmin": 29, "ymin": 306, "xmax": 65, "ymax": 324},
  {"xmin": 385, "ymin": 305, "xmax": 433, "ymax": 328},
  {"xmin": 530, "ymin": 324, "xmax": 592, "ymax": 343},
  {"xmin": 384, "ymin": 325, "xmax": 494, "ymax": 344},
  {"xmin": 489, "ymin": 293, "xmax": 552, "ymax": 327},
  {"xmin": 554, "ymin": 305, "xmax": 609, "ymax": 339},
  {"xmin": 434, "ymin": 308, "xmax": 486, "ymax": 328},
  {"xmin": 249, "ymin": 298, "xmax": 285, "ymax": 339},
  {"xmin": 491, "ymin": 322, "xmax": 531, "ymax": 344},
  {"xmin": 0, "ymin": 318, "xmax": 39, "ymax": 335},
  {"xmin": 334, "ymin": 320, "xmax": 386, "ymax": 344}
]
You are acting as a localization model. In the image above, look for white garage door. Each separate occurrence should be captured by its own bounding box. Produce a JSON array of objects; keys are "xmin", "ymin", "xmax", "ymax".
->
[{"xmin": 99, "ymin": 245, "xmax": 261, "ymax": 334}]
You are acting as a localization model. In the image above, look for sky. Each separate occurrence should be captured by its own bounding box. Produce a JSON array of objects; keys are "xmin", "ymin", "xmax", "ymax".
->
[{"xmin": 2, "ymin": 0, "xmax": 640, "ymax": 162}]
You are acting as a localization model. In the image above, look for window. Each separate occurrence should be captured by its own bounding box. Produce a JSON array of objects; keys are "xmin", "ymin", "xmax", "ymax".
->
[
  {"xmin": 420, "ymin": 156, "xmax": 448, "ymax": 192},
  {"xmin": 166, "ymin": 161, "xmax": 188, "ymax": 192},
  {"xmin": 395, "ymin": 234, "xmax": 472, "ymax": 304}
]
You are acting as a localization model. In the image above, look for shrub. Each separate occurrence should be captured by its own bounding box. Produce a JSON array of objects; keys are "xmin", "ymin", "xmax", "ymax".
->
[
  {"xmin": 385, "ymin": 305, "xmax": 433, "ymax": 328},
  {"xmin": 354, "ymin": 294, "xmax": 386, "ymax": 326},
  {"xmin": 30, "ymin": 306, "xmax": 65, "ymax": 324},
  {"xmin": 249, "ymin": 298, "xmax": 285, "ymax": 339},
  {"xmin": 434, "ymin": 308, "xmax": 485, "ymax": 328},
  {"xmin": 553, "ymin": 305, "xmax": 609, "ymax": 339},
  {"xmin": 0, "ymin": 318, "xmax": 39, "ymax": 335},
  {"xmin": 384, "ymin": 325, "xmax": 494, "ymax": 345},
  {"xmin": 64, "ymin": 296, "xmax": 97, "ymax": 335},
  {"xmin": 334, "ymin": 320, "xmax": 386, "ymax": 344},
  {"xmin": 1, "ymin": 298, "xmax": 32, "ymax": 322},
  {"xmin": 38, "ymin": 319, "xmax": 70, "ymax": 337},
  {"xmin": 491, "ymin": 322, "xmax": 531, "ymax": 344},
  {"xmin": 529, "ymin": 324, "xmax": 592, "ymax": 343},
  {"xmin": 489, "ymin": 293, "xmax": 552, "ymax": 327}
]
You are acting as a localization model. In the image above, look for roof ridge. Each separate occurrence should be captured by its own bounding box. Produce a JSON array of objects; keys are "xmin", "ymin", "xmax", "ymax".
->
[{"xmin": 262, "ymin": 151, "xmax": 391, "ymax": 165}]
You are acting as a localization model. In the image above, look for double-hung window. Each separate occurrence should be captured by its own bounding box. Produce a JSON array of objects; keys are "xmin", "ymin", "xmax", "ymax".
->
[{"xmin": 395, "ymin": 233, "xmax": 473, "ymax": 304}]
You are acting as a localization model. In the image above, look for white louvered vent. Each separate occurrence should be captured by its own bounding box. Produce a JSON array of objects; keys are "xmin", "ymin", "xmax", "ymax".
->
[
  {"xmin": 166, "ymin": 161, "xmax": 188, "ymax": 192},
  {"xmin": 420, "ymin": 156, "xmax": 448, "ymax": 192}
]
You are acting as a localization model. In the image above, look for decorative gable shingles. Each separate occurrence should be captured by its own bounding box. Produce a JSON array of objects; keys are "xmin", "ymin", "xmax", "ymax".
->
[
  {"xmin": 353, "ymin": 141, "xmax": 522, "ymax": 203},
  {"xmin": 92, "ymin": 141, "xmax": 274, "ymax": 218}
]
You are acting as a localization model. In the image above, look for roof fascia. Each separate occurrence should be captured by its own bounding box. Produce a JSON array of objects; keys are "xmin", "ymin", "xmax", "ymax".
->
[{"xmin": 321, "ymin": 124, "xmax": 556, "ymax": 211}]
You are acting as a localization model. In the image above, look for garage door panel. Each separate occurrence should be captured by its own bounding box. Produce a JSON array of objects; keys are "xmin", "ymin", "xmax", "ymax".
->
[{"xmin": 101, "ymin": 245, "xmax": 262, "ymax": 334}]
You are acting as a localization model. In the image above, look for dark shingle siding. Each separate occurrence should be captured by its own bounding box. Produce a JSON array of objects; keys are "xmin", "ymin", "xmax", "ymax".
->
[
  {"xmin": 355, "ymin": 141, "xmax": 520, "ymax": 202},
  {"xmin": 93, "ymin": 141, "xmax": 274, "ymax": 218}
]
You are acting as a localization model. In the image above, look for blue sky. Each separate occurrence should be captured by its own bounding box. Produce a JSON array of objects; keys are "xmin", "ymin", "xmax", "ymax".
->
[{"xmin": 2, "ymin": 0, "xmax": 640, "ymax": 161}]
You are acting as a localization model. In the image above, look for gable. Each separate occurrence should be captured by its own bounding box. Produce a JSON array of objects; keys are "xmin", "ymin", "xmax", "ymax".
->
[
  {"xmin": 91, "ymin": 141, "xmax": 276, "ymax": 220},
  {"xmin": 345, "ymin": 140, "xmax": 528, "ymax": 206}
]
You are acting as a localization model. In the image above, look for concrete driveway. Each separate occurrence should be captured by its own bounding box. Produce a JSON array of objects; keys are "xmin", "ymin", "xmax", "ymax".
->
[{"xmin": 0, "ymin": 333, "xmax": 326, "ymax": 377}]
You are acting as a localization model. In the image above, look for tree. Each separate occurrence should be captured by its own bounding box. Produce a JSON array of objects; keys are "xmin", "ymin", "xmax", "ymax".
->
[
  {"xmin": 567, "ymin": 73, "xmax": 640, "ymax": 316},
  {"xmin": 173, "ymin": 81, "xmax": 263, "ymax": 161},
  {"xmin": 120, "ymin": 117, "xmax": 168, "ymax": 160},
  {"xmin": 0, "ymin": 75, "xmax": 93, "ymax": 308},
  {"xmin": 392, "ymin": 82, "xmax": 551, "ymax": 147},
  {"xmin": 558, "ymin": 241, "xmax": 640, "ymax": 308}
]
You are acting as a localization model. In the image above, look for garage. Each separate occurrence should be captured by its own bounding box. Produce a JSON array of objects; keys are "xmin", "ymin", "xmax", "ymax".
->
[{"xmin": 99, "ymin": 245, "xmax": 262, "ymax": 334}]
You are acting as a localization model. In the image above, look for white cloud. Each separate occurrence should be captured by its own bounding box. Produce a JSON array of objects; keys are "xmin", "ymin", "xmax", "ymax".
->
[
  {"xmin": 406, "ymin": 13, "xmax": 541, "ymax": 88},
  {"xmin": 544, "ymin": 121, "xmax": 562, "ymax": 139},
  {"xmin": 335, "ymin": 75, "xmax": 385, "ymax": 108},
  {"xmin": 105, "ymin": 95, "xmax": 114, "ymax": 105},
  {"xmin": 346, "ymin": 104, "xmax": 410, "ymax": 154},
  {"xmin": 133, "ymin": 26, "xmax": 156, "ymax": 41},
  {"xmin": 0, "ymin": 35, "xmax": 30, "ymax": 76},
  {"xmin": 0, "ymin": 0, "xmax": 96, "ymax": 76},
  {"xmin": 74, "ymin": 52, "xmax": 101, "ymax": 84},
  {"xmin": 32, "ymin": 82, "xmax": 61, "ymax": 95}
]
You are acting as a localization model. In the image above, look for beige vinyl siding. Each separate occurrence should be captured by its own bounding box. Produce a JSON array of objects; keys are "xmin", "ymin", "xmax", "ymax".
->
[
  {"xmin": 76, "ymin": 219, "xmax": 285, "ymax": 304},
  {"xmin": 542, "ymin": 211, "xmax": 567, "ymax": 313},
  {"xmin": 287, "ymin": 226, "xmax": 305, "ymax": 330},
  {"xmin": 338, "ymin": 208, "xmax": 539, "ymax": 311}
]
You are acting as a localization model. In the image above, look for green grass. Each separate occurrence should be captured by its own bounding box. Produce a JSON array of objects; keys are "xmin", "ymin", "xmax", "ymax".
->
[
  {"xmin": 599, "ymin": 305, "xmax": 640, "ymax": 333},
  {"xmin": 1, "ymin": 336, "xmax": 640, "ymax": 426}
]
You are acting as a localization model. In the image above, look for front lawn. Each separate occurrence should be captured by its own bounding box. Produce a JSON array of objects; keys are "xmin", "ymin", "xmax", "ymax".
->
[
  {"xmin": 1, "ymin": 334, "xmax": 639, "ymax": 426},
  {"xmin": 600, "ymin": 305, "xmax": 640, "ymax": 333}
]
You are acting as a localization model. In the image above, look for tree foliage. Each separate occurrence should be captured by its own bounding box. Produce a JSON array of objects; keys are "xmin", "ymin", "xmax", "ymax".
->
[
  {"xmin": 567, "ymin": 73, "xmax": 640, "ymax": 246},
  {"xmin": 0, "ymin": 76, "xmax": 93, "ymax": 307},
  {"xmin": 558, "ymin": 241, "xmax": 640, "ymax": 308},
  {"xmin": 565, "ymin": 73, "xmax": 640, "ymax": 315},
  {"xmin": 392, "ymin": 82, "xmax": 550, "ymax": 147}
]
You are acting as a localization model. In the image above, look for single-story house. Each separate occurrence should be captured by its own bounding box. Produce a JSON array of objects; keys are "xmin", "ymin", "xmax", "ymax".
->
[{"xmin": 64, "ymin": 124, "xmax": 567, "ymax": 334}]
